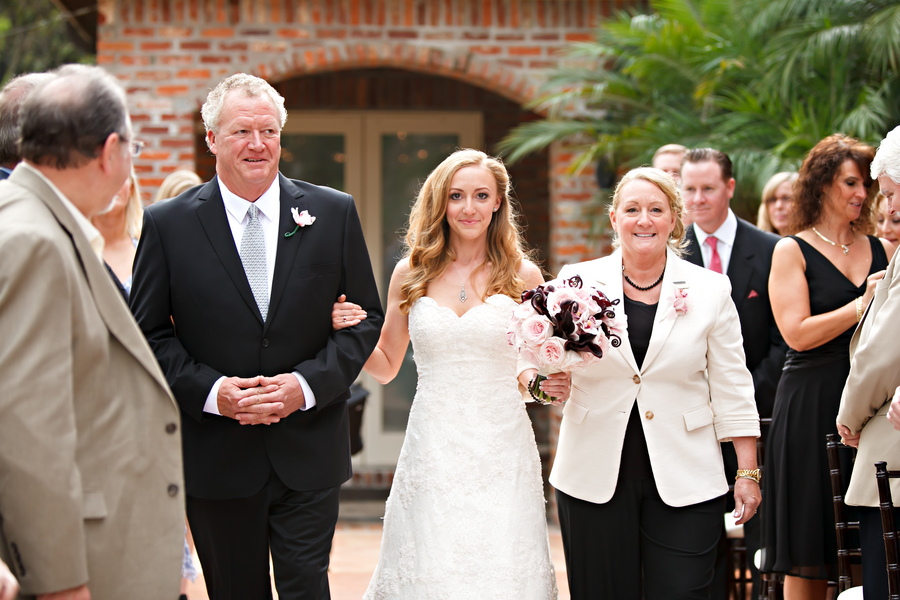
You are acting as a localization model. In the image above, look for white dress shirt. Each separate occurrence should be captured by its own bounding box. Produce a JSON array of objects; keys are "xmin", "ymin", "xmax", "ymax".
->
[
  {"xmin": 21, "ymin": 162, "xmax": 105, "ymax": 260},
  {"xmin": 692, "ymin": 208, "xmax": 738, "ymax": 275},
  {"xmin": 203, "ymin": 177, "xmax": 317, "ymax": 415}
]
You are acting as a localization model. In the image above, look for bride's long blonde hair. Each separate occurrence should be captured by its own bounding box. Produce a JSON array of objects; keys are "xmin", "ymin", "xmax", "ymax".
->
[{"xmin": 399, "ymin": 149, "xmax": 530, "ymax": 314}]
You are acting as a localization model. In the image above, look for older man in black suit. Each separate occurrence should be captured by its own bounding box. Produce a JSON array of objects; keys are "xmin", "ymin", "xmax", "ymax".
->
[
  {"xmin": 130, "ymin": 73, "xmax": 384, "ymax": 600},
  {"xmin": 680, "ymin": 148, "xmax": 787, "ymax": 600}
]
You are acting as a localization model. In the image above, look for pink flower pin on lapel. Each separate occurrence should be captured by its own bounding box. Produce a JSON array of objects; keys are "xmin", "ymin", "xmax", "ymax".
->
[
  {"xmin": 673, "ymin": 288, "xmax": 689, "ymax": 316},
  {"xmin": 285, "ymin": 207, "xmax": 316, "ymax": 237}
]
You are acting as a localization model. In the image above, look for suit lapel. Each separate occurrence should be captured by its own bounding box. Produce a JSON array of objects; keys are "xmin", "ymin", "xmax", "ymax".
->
[
  {"xmin": 266, "ymin": 175, "xmax": 307, "ymax": 333},
  {"xmin": 195, "ymin": 177, "xmax": 264, "ymax": 324},
  {"xmin": 683, "ymin": 226, "xmax": 703, "ymax": 267},
  {"xmin": 640, "ymin": 250, "xmax": 683, "ymax": 372},
  {"xmin": 726, "ymin": 220, "xmax": 753, "ymax": 311},
  {"xmin": 591, "ymin": 252, "xmax": 639, "ymax": 374},
  {"xmin": 10, "ymin": 167, "xmax": 174, "ymax": 398}
]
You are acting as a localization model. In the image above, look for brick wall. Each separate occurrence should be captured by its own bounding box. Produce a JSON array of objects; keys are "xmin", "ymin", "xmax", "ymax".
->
[{"xmin": 99, "ymin": 0, "xmax": 631, "ymax": 266}]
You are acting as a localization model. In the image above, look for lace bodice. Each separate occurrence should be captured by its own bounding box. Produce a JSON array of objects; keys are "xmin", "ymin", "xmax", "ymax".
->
[
  {"xmin": 364, "ymin": 294, "xmax": 558, "ymax": 600},
  {"xmin": 408, "ymin": 295, "xmax": 523, "ymax": 425}
]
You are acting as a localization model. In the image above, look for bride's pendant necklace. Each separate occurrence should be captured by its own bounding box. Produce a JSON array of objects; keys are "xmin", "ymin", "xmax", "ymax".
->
[
  {"xmin": 812, "ymin": 227, "xmax": 853, "ymax": 255},
  {"xmin": 622, "ymin": 265, "xmax": 665, "ymax": 291},
  {"xmin": 451, "ymin": 261, "xmax": 474, "ymax": 303}
]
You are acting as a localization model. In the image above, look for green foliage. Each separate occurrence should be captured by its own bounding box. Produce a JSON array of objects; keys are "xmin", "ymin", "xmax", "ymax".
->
[
  {"xmin": 498, "ymin": 0, "xmax": 900, "ymax": 219},
  {"xmin": 0, "ymin": 0, "xmax": 94, "ymax": 86}
]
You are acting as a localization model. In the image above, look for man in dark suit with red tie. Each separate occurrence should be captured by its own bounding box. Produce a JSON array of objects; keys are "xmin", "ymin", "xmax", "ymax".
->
[
  {"xmin": 130, "ymin": 74, "xmax": 384, "ymax": 600},
  {"xmin": 680, "ymin": 148, "xmax": 787, "ymax": 600}
]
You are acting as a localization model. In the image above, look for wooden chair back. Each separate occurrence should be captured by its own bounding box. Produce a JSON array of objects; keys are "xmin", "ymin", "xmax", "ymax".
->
[
  {"xmin": 826, "ymin": 433, "xmax": 862, "ymax": 593},
  {"xmin": 875, "ymin": 461, "xmax": 900, "ymax": 599}
]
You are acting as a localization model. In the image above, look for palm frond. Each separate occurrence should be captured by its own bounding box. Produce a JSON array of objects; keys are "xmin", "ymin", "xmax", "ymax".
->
[{"xmin": 864, "ymin": 3, "xmax": 900, "ymax": 75}]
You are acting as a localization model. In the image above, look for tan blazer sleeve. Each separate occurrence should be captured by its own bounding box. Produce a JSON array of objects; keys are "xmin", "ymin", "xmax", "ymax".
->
[
  {"xmin": 707, "ymin": 278, "xmax": 760, "ymax": 442},
  {"xmin": 838, "ymin": 257, "xmax": 900, "ymax": 434},
  {"xmin": 0, "ymin": 231, "xmax": 89, "ymax": 593}
]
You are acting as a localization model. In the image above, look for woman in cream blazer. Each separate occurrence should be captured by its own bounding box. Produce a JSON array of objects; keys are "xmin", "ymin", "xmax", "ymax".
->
[
  {"xmin": 836, "ymin": 125, "xmax": 900, "ymax": 599},
  {"xmin": 521, "ymin": 168, "xmax": 760, "ymax": 599}
]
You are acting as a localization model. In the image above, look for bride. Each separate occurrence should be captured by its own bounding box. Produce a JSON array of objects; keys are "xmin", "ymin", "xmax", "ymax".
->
[{"xmin": 332, "ymin": 149, "xmax": 566, "ymax": 598}]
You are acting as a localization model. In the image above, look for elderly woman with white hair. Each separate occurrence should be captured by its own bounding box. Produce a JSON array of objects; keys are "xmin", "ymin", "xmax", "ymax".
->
[{"xmin": 836, "ymin": 124, "xmax": 900, "ymax": 599}]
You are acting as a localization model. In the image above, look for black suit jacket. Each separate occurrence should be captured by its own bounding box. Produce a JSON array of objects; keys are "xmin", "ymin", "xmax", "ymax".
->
[
  {"xmin": 684, "ymin": 218, "xmax": 787, "ymax": 418},
  {"xmin": 130, "ymin": 174, "xmax": 384, "ymax": 499}
]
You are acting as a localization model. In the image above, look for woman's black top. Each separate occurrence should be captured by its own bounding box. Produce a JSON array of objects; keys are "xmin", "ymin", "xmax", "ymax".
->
[{"xmin": 619, "ymin": 295, "xmax": 655, "ymax": 480}]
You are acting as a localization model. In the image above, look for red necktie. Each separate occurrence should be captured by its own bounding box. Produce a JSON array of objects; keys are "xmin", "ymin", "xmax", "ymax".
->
[{"xmin": 706, "ymin": 236, "xmax": 722, "ymax": 274}]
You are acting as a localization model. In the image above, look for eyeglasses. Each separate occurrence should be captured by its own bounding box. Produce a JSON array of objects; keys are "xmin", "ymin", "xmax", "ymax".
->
[
  {"xmin": 765, "ymin": 195, "xmax": 792, "ymax": 205},
  {"xmin": 129, "ymin": 140, "xmax": 146, "ymax": 158}
]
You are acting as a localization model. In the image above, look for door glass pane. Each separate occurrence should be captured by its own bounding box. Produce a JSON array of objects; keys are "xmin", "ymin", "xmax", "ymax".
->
[
  {"xmin": 381, "ymin": 132, "xmax": 459, "ymax": 431},
  {"xmin": 280, "ymin": 134, "xmax": 345, "ymax": 191}
]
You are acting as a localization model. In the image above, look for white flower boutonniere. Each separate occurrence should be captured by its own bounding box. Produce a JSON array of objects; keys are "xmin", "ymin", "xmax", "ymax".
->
[{"xmin": 285, "ymin": 207, "xmax": 316, "ymax": 237}]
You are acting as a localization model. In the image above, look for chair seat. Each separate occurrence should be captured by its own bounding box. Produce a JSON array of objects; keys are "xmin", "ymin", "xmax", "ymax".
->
[
  {"xmin": 836, "ymin": 586, "xmax": 863, "ymax": 600},
  {"xmin": 724, "ymin": 512, "xmax": 744, "ymax": 539}
]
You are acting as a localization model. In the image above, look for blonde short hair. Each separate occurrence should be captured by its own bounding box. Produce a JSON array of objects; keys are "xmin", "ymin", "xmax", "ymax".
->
[
  {"xmin": 652, "ymin": 143, "xmax": 687, "ymax": 162},
  {"xmin": 610, "ymin": 167, "xmax": 687, "ymax": 257},
  {"xmin": 756, "ymin": 172, "xmax": 798, "ymax": 235},
  {"xmin": 154, "ymin": 169, "xmax": 202, "ymax": 203}
]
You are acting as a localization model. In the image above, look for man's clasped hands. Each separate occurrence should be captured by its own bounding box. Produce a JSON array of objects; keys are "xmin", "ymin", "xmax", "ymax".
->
[{"xmin": 217, "ymin": 375, "xmax": 306, "ymax": 425}]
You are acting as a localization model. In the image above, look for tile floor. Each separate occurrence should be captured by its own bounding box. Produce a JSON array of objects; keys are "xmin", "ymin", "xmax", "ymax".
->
[{"xmin": 184, "ymin": 518, "xmax": 570, "ymax": 599}]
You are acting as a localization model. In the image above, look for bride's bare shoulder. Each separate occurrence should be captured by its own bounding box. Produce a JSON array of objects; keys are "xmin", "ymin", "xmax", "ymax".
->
[{"xmin": 518, "ymin": 259, "xmax": 545, "ymax": 289}]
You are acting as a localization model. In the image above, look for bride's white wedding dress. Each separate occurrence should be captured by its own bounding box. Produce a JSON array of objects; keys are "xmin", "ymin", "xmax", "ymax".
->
[{"xmin": 363, "ymin": 294, "xmax": 558, "ymax": 600}]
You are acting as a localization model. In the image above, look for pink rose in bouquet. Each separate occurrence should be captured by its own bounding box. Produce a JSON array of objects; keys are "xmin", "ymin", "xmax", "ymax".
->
[
  {"xmin": 522, "ymin": 315, "xmax": 554, "ymax": 346},
  {"xmin": 508, "ymin": 275, "xmax": 622, "ymax": 404},
  {"xmin": 538, "ymin": 337, "xmax": 567, "ymax": 368}
]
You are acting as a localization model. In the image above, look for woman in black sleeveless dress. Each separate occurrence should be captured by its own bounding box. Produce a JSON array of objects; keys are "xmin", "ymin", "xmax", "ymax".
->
[{"xmin": 761, "ymin": 134, "xmax": 892, "ymax": 600}]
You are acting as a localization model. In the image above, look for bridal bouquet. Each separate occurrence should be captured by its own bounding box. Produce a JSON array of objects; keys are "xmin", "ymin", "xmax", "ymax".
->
[{"xmin": 508, "ymin": 275, "xmax": 623, "ymax": 404}]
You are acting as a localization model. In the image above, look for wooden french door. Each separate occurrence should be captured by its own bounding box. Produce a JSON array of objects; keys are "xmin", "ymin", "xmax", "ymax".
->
[{"xmin": 280, "ymin": 111, "xmax": 482, "ymax": 467}]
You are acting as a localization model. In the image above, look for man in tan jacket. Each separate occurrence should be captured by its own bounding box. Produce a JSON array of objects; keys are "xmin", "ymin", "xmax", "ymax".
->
[
  {"xmin": 0, "ymin": 65, "xmax": 184, "ymax": 600},
  {"xmin": 836, "ymin": 124, "xmax": 900, "ymax": 599}
]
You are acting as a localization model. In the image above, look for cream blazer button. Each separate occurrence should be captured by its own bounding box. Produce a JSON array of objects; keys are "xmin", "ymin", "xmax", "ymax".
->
[
  {"xmin": 645, "ymin": 411, "xmax": 654, "ymax": 420},
  {"xmin": 632, "ymin": 374, "xmax": 641, "ymax": 384}
]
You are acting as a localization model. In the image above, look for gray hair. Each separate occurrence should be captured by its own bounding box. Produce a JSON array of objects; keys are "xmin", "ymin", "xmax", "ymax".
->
[
  {"xmin": 0, "ymin": 72, "xmax": 55, "ymax": 167},
  {"xmin": 872, "ymin": 126, "xmax": 900, "ymax": 185},
  {"xmin": 18, "ymin": 65, "xmax": 130, "ymax": 169},
  {"xmin": 201, "ymin": 74, "xmax": 287, "ymax": 148}
]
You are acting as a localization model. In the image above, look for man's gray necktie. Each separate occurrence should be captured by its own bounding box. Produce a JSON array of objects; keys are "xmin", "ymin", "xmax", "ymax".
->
[{"xmin": 240, "ymin": 204, "xmax": 268, "ymax": 321}]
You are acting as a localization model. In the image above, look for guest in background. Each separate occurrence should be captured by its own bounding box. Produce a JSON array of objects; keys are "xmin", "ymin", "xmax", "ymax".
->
[
  {"xmin": 652, "ymin": 143, "xmax": 689, "ymax": 225},
  {"xmin": 836, "ymin": 124, "xmax": 900, "ymax": 600},
  {"xmin": 0, "ymin": 72, "xmax": 54, "ymax": 179},
  {"xmin": 548, "ymin": 167, "xmax": 760, "ymax": 599},
  {"xmin": 681, "ymin": 148, "xmax": 787, "ymax": 600},
  {"xmin": 762, "ymin": 134, "xmax": 890, "ymax": 600},
  {"xmin": 91, "ymin": 166, "xmax": 142, "ymax": 295},
  {"xmin": 93, "ymin": 165, "xmax": 200, "ymax": 599},
  {"xmin": 757, "ymin": 172, "xmax": 798, "ymax": 236},
  {"xmin": 875, "ymin": 191, "xmax": 900, "ymax": 246},
  {"xmin": 154, "ymin": 169, "xmax": 202, "ymax": 204}
]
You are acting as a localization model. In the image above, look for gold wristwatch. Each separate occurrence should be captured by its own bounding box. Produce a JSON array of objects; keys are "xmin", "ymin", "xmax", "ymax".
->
[{"xmin": 736, "ymin": 469, "xmax": 761, "ymax": 484}]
